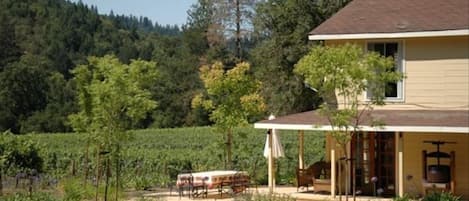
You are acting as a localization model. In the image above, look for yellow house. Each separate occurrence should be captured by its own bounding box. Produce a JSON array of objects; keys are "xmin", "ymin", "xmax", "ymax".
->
[{"xmin": 255, "ymin": 0, "xmax": 469, "ymax": 199}]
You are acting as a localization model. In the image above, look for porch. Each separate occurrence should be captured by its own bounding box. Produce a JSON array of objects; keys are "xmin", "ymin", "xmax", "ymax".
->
[{"xmin": 254, "ymin": 110, "xmax": 469, "ymax": 200}]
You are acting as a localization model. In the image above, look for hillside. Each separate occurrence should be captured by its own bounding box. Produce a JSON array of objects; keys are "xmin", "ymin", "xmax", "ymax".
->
[
  {"xmin": 0, "ymin": 0, "xmax": 348, "ymax": 134},
  {"xmin": 0, "ymin": 0, "xmax": 201, "ymax": 133}
]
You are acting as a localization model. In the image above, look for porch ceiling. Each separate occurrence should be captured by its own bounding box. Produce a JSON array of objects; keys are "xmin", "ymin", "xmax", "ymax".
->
[{"xmin": 254, "ymin": 110, "xmax": 469, "ymax": 133}]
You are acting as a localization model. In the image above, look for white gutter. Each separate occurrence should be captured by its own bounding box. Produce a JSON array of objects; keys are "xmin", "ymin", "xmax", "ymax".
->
[
  {"xmin": 308, "ymin": 29, "xmax": 469, "ymax": 40},
  {"xmin": 254, "ymin": 123, "xmax": 469, "ymax": 133}
]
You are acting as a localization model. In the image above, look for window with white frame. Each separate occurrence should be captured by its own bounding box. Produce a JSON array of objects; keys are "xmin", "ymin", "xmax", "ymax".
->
[{"xmin": 366, "ymin": 42, "xmax": 404, "ymax": 101}]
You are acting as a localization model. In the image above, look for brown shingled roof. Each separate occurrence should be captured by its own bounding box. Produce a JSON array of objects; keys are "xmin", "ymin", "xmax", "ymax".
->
[
  {"xmin": 310, "ymin": 0, "xmax": 469, "ymax": 35},
  {"xmin": 258, "ymin": 110, "xmax": 469, "ymax": 128}
]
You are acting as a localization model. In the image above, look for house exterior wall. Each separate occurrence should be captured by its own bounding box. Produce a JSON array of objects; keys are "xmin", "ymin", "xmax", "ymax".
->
[
  {"xmin": 402, "ymin": 132, "xmax": 469, "ymax": 199},
  {"xmin": 319, "ymin": 36, "xmax": 469, "ymax": 198},
  {"xmin": 404, "ymin": 36, "xmax": 469, "ymax": 110},
  {"xmin": 325, "ymin": 36, "xmax": 469, "ymax": 110},
  {"xmin": 326, "ymin": 132, "xmax": 469, "ymax": 198}
]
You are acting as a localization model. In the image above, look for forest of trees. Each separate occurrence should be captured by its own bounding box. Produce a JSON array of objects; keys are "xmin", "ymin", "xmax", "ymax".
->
[{"xmin": 0, "ymin": 0, "xmax": 350, "ymax": 134}]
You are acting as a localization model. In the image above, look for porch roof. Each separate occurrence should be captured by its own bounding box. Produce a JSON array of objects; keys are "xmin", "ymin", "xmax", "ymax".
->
[{"xmin": 254, "ymin": 110, "xmax": 469, "ymax": 133}]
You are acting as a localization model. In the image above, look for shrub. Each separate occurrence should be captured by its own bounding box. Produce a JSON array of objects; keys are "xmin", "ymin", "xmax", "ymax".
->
[
  {"xmin": 1, "ymin": 192, "xmax": 58, "ymax": 201},
  {"xmin": 423, "ymin": 192, "xmax": 460, "ymax": 201},
  {"xmin": 393, "ymin": 194, "xmax": 415, "ymax": 201},
  {"xmin": 60, "ymin": 178, "xmax": 94, "ymax": 201},
  {"xmin": 131, "ymin": 176, "xmax": 153, "ymax": 191}
]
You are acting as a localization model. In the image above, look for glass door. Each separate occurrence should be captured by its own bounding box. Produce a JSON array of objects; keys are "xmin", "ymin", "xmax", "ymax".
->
[
  {"xmin": 375, "ymin": 132, "xmax": 395, "ymax": 196},
  {"xmin": 352, "ymin": 132, "xmax": 395, "ymax": 196}
]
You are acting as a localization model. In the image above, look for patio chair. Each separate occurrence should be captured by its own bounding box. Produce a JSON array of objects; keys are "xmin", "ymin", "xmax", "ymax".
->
[
  {"xmin": 296, "ymin": 166, "xmax": 315, "ymax": 191},
  {"xmin": 312, "ymin": 161, "xmax": 333, "ymax": 193}
]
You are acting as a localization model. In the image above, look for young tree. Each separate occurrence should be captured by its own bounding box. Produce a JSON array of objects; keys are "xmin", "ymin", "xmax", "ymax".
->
[
  {"xmin": 69, "ymin": 55, "xmax": 158, "ymax": 200},
  {"xmin": 192, "ymin": 62, "xmax": 266, "ymax": 169},
  {"xmin": 295, "ymin": 44, "xmax": 404, "ymax": 200}
]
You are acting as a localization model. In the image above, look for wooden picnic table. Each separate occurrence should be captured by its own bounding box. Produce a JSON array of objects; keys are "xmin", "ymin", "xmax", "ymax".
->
[{"xmin": 176, "ymin": 170, "xmax": 249, "ymax": 198}]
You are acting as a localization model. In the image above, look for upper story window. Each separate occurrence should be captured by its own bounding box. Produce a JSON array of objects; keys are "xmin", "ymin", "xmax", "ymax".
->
[{"xmin": 366, "ymin": 42, "xmax": 404, "ymax": 101}]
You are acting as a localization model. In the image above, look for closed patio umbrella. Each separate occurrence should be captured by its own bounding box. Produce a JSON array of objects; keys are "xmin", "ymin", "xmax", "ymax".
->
[{"xmin": 263, "ymin": 128, "xmax": 284, "ymax": 158}]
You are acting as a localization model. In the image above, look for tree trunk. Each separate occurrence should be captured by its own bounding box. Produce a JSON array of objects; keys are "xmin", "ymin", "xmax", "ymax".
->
[
  {"xmin": 227, "ymin": 128, "xmax": 233, "ymax": 169},
  {"xmin": 235, "ymin": 0, "xmax": 241, "ymax": 60},
  {"xmin": 28, "ymin": 174, "xmax": 33, "ymax": 198},
  {"xmin": 115, "ymin": 145, "xmax": 120, "ymax": 201},
  {"xmin": 71, "ymin": 159, "xmax": 76, "ymax": 176},
  {"xmin": 84, "ymin": 141, "xmax": 90, "ymax": 187},
  {"xmin": 104, "ymin": 157, "xmax": 110, "ymax": 201},
  {"xmin": 95, "ymin": 147, "xmax": 101, "ymax": 201},
  {"xmin": 0, "ymin": 168, "xmax": 3, "ymax": 196},
  {"xmin": 344, "ymin": 145, "xmax": 349, "ymax": 201}
]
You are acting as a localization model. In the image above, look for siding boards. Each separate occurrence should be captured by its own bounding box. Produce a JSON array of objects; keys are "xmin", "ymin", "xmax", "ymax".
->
[
  {"xmin": 326, "ymin": 36, "xmax": 469, "ymax": 110},
  {"xmin": 405, "ymin": 36, "xmax": 469, "ymax": 109},
  {"xmin": 403, "ymin": 133, "xmax": 469, "ymax": 199}
]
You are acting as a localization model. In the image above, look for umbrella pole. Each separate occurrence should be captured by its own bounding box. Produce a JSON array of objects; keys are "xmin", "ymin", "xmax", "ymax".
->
[
  {"xmin": 298, "ymin": 130, "xmax": 305, "ymax": 169},
  {"xmin": 268, "ymin": 129, "xmax": 274, "ymax": 194}
]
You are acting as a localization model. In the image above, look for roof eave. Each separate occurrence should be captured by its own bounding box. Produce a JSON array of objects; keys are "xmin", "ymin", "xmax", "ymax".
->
[
  {"xmin": 254, "ymin": 123, "xmax": 469, "ymax": 133},
  {"xmin": 308, "ymin": 29, "xmax": 469, "ymax": 41}
]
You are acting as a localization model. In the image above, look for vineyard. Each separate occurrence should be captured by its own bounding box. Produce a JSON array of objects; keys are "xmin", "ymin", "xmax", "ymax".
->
[{"xmin": 8, "ymin": 127, "xmax": 325, "ymax": 193}]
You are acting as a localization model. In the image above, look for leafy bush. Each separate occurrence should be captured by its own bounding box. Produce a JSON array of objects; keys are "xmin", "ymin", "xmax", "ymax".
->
[
  {"xmin": 393, "ymin": 194, "xmax": 415, "ymax": 201},
  {"xmin": 423, "ymin": 192, "xmax": 460, "ymax": 201},
  {"xmin": 131, "ymin": 176, "xmax": 154, "ymax": 191},
  {"xmin": 60, "ymin": 178, "xmax": 94, "ymax": 201},
  {"xmin": 0, "ymin": 131, "xmax": 44, "ymax": 175}
]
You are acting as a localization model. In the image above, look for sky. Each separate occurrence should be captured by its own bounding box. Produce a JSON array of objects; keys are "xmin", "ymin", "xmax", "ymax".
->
[{"xmin": 70, "ymin": 0, "xmax": 197, "ymax": 26}]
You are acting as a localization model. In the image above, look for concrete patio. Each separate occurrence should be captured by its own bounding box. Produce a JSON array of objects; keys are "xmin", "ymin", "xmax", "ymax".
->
[{"xmin": 139, "ymin": 186, "xmax": 394, "ymax": 201}]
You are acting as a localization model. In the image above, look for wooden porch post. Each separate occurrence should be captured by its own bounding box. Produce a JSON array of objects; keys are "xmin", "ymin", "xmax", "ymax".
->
[
  {"xmin": 267, "ymin": 114, "xmax": 276, "ymax": 194},
  {"xmin": 397, "ymin": 132, "xmax": 404, "ymax": 197},
  {"xmin": 268, "ymin": 128, "xmax": 274, "ymax": 194},
  {"xmin": 298, "ymin": 130, "xmax": 305, "ymax": 169}
]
